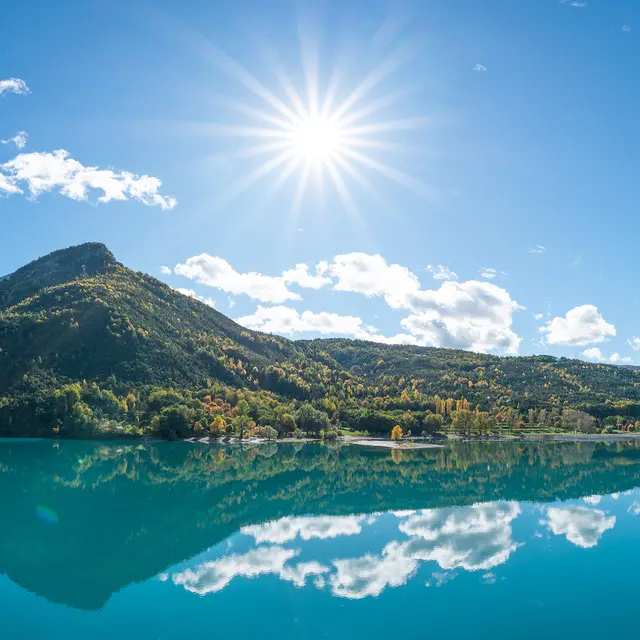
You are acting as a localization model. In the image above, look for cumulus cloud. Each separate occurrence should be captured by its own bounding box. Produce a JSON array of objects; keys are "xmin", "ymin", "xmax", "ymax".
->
[
  {"xmin": 479, "ymin": 267, "xmax": 497, "ymax": 280},
  {"xmin": 0, "ymin": 78, "xmax": 30, "ymax": 96},
  {"xmin": 282, "ymin": 264, "xmax": 332, "ymax": 289},
  {"xmin": 175, "ymin": 256, "xmax": 301, "ymax": 304},
  {"xmin": 175, "ymin": 288, "xmax": 215, "ymax": 308},
  {"xmin": 0, "ymin": 150, "xmax": 176, "ymax": 209},
  {"xmin": 242, "ymin": 515, "xmax": 367, "ymax": 544},
  {"xmin": 330, "ymin": 253, "xmax": 522, "ymax": 353},
  {"xmin": 160, "ymin": 265, "xmax": 172, "ymax": 275},
  {"xmin": 581, "ymin": 348, "xmax": 631, "ymax": 364},
  {"xmin": 172, "ymin": 546, "xmax": 298, "ymax": 595},
  {"xmin": 540, "ymin": 305, "xmax": 615, "ymax": 346},
  {"xmin": 542, "ymin": 506, "xmax": 615, "ymax": 548},
  {"xmin": 426, "ymin": 264, "xmax": 458, "ymax": 281},
  {"xmin": 1, "ymin": 130, "xmax": 27, "ymax": 149},
  {"xmin": 237, "ymin": 305, "xmax": 379, "ymax": 340},
  {"xmin": 527, "ymin": 245, "xmax": 546, "ymax": 255},
  {"xmin": 175, "ymin": 257, "xmax": 331, "ymax": 304}
]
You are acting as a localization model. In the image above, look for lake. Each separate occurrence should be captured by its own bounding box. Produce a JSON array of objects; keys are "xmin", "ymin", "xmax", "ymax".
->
[{"xmin": 1, "ymin": 439, "xmax": 640, "ymax": 639}]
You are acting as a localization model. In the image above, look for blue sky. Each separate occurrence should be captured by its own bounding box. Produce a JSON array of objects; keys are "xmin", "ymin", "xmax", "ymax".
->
[{"xmin": 2, "ymin": 0, "xmax": 639, "ymax": 362}]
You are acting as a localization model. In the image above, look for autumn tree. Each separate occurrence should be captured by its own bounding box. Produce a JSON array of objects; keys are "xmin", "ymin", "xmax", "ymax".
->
[{"xmin": 391, "ymin": 425, "xmax": 403, "ymax": 442}]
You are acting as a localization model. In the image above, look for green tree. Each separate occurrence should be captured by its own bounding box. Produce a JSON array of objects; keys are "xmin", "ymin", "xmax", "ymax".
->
[
  {"xmin": 296, "ymin": 403, "xmax": 330, "ymax": 435},
  {"xmin": 263, "ymin": 425, "xmax": 278, "ymax": 441}
]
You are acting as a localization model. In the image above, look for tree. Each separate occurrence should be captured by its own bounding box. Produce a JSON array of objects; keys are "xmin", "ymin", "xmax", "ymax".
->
[
  {"xmin": 562, "ymin": 409, "xmax": 596, "ymax": 434},
  {"xmin": 232, "ymin": 414, "xmax": 254, "ymax": 440},
  {"xmin": 210, "ymin": 415, "xmax": 226, "ymax": 438},
  {"xmin": 263, "ymin": 425, "xmax": 278, "ymax": 441},
  {"xmin": 280, "ymin": 413, "xmax": 296, "ymax": 435},
  {"xmin": 152, "ymin": 405, "xmax": 194, "ymax": 440},
  {"xmin": 296, "ymin": 403, "xmax": 330, "ymax": 434},
  {"xmin": 422, "ymin": 413, "xmax": 443, "ymax": 435},
  {"xmin": 391, "ymin": 425, "xmax": 403, "ymax": 442},
  {"xmin": 451, "ymin": 409, "xmax": 474, "ymax": 436}
]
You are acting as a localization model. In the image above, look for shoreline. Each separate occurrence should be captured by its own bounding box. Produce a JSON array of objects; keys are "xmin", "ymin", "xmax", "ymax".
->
[{"xmin": 3, "ymin": 433, "xmax": 640, "ymax": 445}]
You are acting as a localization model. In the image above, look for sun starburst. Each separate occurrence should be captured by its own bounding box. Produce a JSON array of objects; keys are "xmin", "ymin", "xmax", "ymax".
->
[{"xmin": 165, "ymin": 16, "xmax": 433, "ymax": 219}]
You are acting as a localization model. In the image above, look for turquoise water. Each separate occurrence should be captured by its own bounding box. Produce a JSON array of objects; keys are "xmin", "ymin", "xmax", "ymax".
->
[{"xmin": 2, "ymin": 439, "xmax": 640, "ymax": 639}]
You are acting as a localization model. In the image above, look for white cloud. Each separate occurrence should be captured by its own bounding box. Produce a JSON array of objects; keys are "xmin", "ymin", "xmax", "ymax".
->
[
  {"xmin": 237, "ymin": 305, "xmax": 379, "ymax": 340},
  {"xmin": 329, "ymin": 253, "xmax": 522, "ymax": 354},
  {"xmin": 542, "ymin": 506, "xmax": 615, "ymax": 548},
  {"xmin": 581, "ymin": 348, "xmax": 631, "ymax": 364},
  {"xmin": 473, "ymin": 64, "xmax": 487, "ymax": 72},
  {"xmin": 479, "ymin": 267, "xmax": 497, "ymax": 280},
  {"xmin": 175, "ymin": 288, "xmax": 216, "ymax": 308},
  {"xmin": 0, "ymin": 149, "xmax": 176, "ymax": 209},
  {"xmin": 330, "ymin": 253, "xmax": 420, "ymax": 306},
  {"xmin": 426, "ymin": 264, "xmax": 458, "ymax": 281},
  {"xmin": 1, "ymin": 130, "xmax": 27, "ymax": 149},
  {"xmin": 541, "ymin": 305, "xmax": 615, "ymax": 346},
  {"xmin": 160, "ymin": 265, "xmax": 172, "ymax": 275},
  {"xmin": 534, "ymin": 313, "xmax": 544, "ymax": 321},
  {"xmin": 242, "ymin": 515, "xmax": 367, "ymax": 544},
  {"xmin": 175, "ymin": 256, "xmax": 330, "ymax": 305},
  {"xmin": 527, "ymin": 245, "xmax": 546, "ymax": 255},
  {"xmin": 0, "ymin": 78, "xmax": 30, "ymax": 96},
  {"xmin": 175, "ymin": 256, "xmax": 301, "ymax": 304},
  {"xmin": 172, "ymin": 546, "xmax": 298, "ymax": 595},
  {"xmin": 627, "ymin": 337, "xmax": 640, "ymax": 351},
  {"xmin": 281, "ymin": 263, "xmax": 332, "ymax": 289}
]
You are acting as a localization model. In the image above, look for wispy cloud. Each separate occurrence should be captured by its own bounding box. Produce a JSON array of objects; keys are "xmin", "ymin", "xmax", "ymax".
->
[
  {"xmin": 627, "ymin": 337, "xmax": 640, "ymax": 351},
  {"xmin": 0, "ymin": 78, "xmax": 30, "ymax": 96},
  {"xmin": 473, "ymin": 64, "xmax": 487, "ymax": 72},
  {"xmin": 1, "ymin": 131, "xmax": 27, "ymax": 150},
  {"xmin": 622, "ymin": 25, "xmax": 631, "ymax": 33},
  {"xmin": 426, "ymin": 264, "xmax": 458, "ymax": 281},
  {"xmin": 479, "ymin": 267, "xmax": 497, "ymax": 280},
  {"xmin": 562, "ymin": 0, "xmax": 586, "ymax": 7},
  {"xmin": 527, "ymin": 245, "xmax": 546, "ymax": 255}
]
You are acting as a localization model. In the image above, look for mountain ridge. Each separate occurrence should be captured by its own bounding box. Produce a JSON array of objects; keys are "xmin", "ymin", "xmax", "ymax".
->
[{"xmin": 1, "ymin": 243, "xmax": 640, "ymax": 438}]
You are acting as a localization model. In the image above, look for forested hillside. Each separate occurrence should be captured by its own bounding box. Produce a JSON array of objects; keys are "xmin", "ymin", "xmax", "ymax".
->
[{"xmin": 2, "ymin": 243, "xmax": 640, "ymax": 439}]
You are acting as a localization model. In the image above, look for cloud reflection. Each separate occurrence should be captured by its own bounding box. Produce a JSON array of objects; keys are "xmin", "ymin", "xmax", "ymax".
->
[{"xmin": 542, "ymin": 506, "xmax": 616, "ymax": 548}]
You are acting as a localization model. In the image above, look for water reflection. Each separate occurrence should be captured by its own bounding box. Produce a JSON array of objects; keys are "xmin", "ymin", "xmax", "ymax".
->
[{"xmin": 0, "ymin": 439, "xmax": 639, "ymax": 610}]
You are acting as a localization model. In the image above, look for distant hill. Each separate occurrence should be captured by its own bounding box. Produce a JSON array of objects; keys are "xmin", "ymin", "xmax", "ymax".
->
[{"xmin": 1, "ymin": 243, "xmax": 640, "ymax": 437}]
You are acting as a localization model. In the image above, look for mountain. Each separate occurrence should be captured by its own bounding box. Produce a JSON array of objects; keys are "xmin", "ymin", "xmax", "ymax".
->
[{"xmin": 1, "ymin": 243, "xmax": 640, "ymax": 438}]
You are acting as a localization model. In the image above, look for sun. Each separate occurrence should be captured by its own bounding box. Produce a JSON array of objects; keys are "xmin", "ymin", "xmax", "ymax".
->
[
  {"xmin": 180, "ymin": 22, "xmax": 431, "ymax": 216},
  {"xmin": 289, "ymin": 115, "xmax": 342, "ymax": 164}
]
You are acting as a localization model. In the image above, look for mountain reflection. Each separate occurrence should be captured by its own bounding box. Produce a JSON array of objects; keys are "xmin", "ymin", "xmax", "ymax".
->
[{"xmin": 1, "ymin": 439, "xmax": 640, "ymax": 609}]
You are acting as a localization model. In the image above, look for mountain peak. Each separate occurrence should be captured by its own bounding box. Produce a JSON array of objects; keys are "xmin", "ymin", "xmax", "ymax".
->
[{"xmin": 0, "ymin": 242, "xmax": 118, "ymax": 308}]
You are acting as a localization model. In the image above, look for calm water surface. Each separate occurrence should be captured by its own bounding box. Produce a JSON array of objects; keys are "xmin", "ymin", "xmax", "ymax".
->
[{"xmin": 2, "ymin": 439, "xmax": 640, "ymax": 639}]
